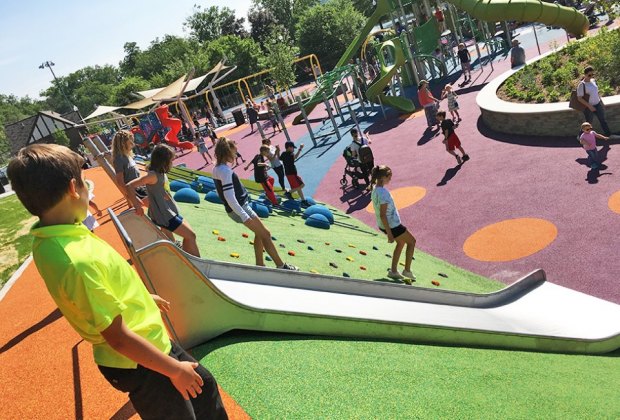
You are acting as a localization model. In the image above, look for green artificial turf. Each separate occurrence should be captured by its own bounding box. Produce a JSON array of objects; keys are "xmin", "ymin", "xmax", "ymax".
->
[
  {"xmin": 0, "ymin": 194, "xmax": 35, "ymax": 287},
  {"xmin": 177, "ymin": 196, "xmax": 502, "ymax": 293},
  {"xmin": 194, "ymin": 331, "xmax": 620, "ymax": 419}
]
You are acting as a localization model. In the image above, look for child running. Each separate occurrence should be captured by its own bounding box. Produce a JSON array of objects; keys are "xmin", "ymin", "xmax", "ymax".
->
[
  {"xmin": 280, "ymin": 141, "xmax": 310, "ymax": 207},
  {"xmin": 261, "ymin": 138, "xmax": 288, "ymax": 197},
  {"xmin": 579, "ymin": 121, "xmax": 609, "ymax": 169},
  {"xmin": 244, "ymin": 145, "xmax": 279, "ymax": 206},
  {"xmin": 7, "ymin": 144, "xmax": 227, "ymax": 419},
  {"xmin": 266, "ymin": 99, "xmax": 281, "ymax": 135},
  {"xmin": 111, "ymin": 130, "xmax": 148, "ymax": 206},
  {"xmin": 194, "ymin": 132, "xmax": 213, "ymax": 166},
  {"xmin": 126, "ymin": 144, "xmax": 201, "ymax": 257},
  {"xmin": 441, "ymin": 84, "xmax": 461, "ymax": 122},
  {"xmin": 436, "ymin": 110, "xmax": 470, "ymax": 165},
  {"xmin": 370, "ymin": 165, "xmax": 416, "ymax": 284},
  {"xmin": 213, "ymin": 137, "xmax": 298, "ymax": 270}
]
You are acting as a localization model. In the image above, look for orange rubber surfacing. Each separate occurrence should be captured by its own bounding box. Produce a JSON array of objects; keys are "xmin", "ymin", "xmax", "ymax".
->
[
  {"xmin": 365, "ymin": 186, "xmax": 426, "ymax": 213},
  {"xmin": 463, "ymin": 218, "xmax": 557, "ymax": 262},
  {"xmin": 608, "ymin": 190, "xmax": 620, "ymax": 214}
]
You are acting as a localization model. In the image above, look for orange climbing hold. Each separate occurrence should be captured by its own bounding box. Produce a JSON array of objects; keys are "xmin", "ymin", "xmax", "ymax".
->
[
  {"xmin": 218, "ymin": 236, "xmax": 226, "ymax": 241},
  {"xmin": 288, "ymin": 250, "xmax": 296, "ymax": 256}
]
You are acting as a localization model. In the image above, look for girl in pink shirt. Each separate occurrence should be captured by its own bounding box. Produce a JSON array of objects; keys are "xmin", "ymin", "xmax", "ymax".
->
[{"xmin": 579, "ymin": 122, "xmax": 609, "ymax": 169}]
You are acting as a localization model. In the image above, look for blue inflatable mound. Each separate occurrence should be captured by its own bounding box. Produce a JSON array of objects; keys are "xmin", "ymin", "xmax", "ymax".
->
[
  {"xmin": 174, "ymin": 187, "xmax": 200, "ymax": 204},
  {"xmin": 259, "ymin": 199, "xmax": 274, "ymax": 212},
  {"xmin": 204, "ymin": 190, "xmax": 223, "ymax": 204},
  {"xmin": 170, "ymin": 180, "xmax": 191, "ymax": 192},
  {"xmin": 304, "ymin": 197, "xmax": 317, "ymax": 206},
  {"xmin": 303, "ymin": 205, "xmax": 334, "ymax": 224},
  {"xmin": 193, "ymin": 176, "xmax": 215, "ymax": 192},
  {"xmin": 281, "ymin": 199, "xmax": 302, "ymax": 212},
  {"xmin": 305, "ymin": 213, "xmax": 331, "ymax": 229},
  {"xmin": 251, "ymin": 201, "xmax": 270, "ymax": 218}
]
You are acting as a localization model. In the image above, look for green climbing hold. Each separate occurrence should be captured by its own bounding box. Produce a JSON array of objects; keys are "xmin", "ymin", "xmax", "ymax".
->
[
  {"xmin": 308, "ymin": 246, "xmax": 314, "ymax": 251},
  {"xmin": 266, "ymin": 256, "xmax": 272, "ymax": 262},
  {"xmin": 343, "ymin": 272, "xmax": 350, "ymax": 278},
  {"xmin": 335, "ymin": 249, "xmax": 342, "ymax": 253},
  {"xmin": 329, "ymin": 262, "xmax": 338, "ymax": 268}
]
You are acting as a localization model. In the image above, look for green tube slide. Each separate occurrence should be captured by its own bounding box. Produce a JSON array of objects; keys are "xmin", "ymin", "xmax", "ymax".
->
[{"xmin": 447, "ymin": 0, "xmax": 589, "ymax": 37}]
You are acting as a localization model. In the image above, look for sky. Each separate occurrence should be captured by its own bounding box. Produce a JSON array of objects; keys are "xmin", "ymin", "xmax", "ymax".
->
[{"xmin": 0, "ymin": 0, "xmax": 253, "ymax": 99}]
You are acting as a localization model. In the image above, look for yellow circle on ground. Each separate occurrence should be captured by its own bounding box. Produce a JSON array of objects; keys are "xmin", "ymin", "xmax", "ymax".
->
[
  {"xmin": 463, "ymin": 218, "xmax": 557, "ymax": 262},
  {"xmin": 366, "ymin": 186, "xmax": 427, "ymax": 213},
  {"xmin": 608, "ymin": 190, "xmax": 620, "ymax": 214}
]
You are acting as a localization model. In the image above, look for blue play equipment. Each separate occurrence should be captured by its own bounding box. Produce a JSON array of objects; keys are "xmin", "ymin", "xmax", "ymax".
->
[
  {"xmin": 170, "ymin": 180, "xmax": 191, "ymax": 192},
  {"xmin": 303, "ymin": 205, "xmax": 334, "ymax": 224},
  {"xmin": 305, "ymin": 213, "xmax": 331, "ymax": 229},
  {"xmin": 281, "ymin": 199, "xmax": 302, "ymax": 212},
  {"xmin": 251, "ymin": 202, "xmax": 270, "ymax": 218},
  {"xmin": 192, "ymin": 176, "xmax": 216, "ymax": 192},
  {"xmin": 174, "ymin": 187, "xmax": 201, "ymax": 204},
  {"xmin": 204, "ymin": 190, "xmax": 223, "ymax": 204}
]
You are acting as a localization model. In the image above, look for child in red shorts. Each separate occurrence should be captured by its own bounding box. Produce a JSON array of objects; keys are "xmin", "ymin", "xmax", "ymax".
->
[
  {"xmin": 436, "ymin": 110, "xmax": 469, "ymax": 165},
  {"xmin": 244, "ymin": 145, "xmax": 278, "ymax": 206},
  {"xmin": 279, "ymin": 141, "xmax": 310, "ymax": 207}
]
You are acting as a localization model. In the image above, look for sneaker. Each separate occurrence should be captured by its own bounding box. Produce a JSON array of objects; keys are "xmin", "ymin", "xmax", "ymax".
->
[
  {"xmin": 175, "ymin": 240, "xmax": 183, "ymax": 249},
  {"xmin": 402, "ymin": 270, "xmax": 417, "ymax": 281},
  {"xmin": 284, "ymin": 191, "xmax": 293, "ymax": 200},
  {"xmin": 456, "ymin": 155, "xmax": 462, "ymax": 165},
  {"xmin": 462, "ymin": 154, "xmax": 470, "ymax": 162},
  {"xmin": 300, "ymin": 200, "xmax": 311, "ymax": 208},
  {"xmin": 387, "ymin": 270, "xmax": 404, "ymax": 280},
  {"xmin": 278, "ymin": 262, "xmax": 299, "ymax": 271}
]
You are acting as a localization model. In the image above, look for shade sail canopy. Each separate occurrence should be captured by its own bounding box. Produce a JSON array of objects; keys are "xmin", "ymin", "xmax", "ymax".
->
[
  {"xmin": 83, "ymin": 105, "xmax": 121, "ymax": 121},
  {"xmin": 152, "ymin": 74, "xmax": 189, "ymax": 101},
  {"xmin": 137, "ymin": 87, "xmax": 164, "ymax": 98}
]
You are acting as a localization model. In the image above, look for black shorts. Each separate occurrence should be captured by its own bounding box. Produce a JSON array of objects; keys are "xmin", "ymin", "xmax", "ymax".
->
[{"xmin": 380, "ymin": 224, "xmax": 407, "ymax": 239}]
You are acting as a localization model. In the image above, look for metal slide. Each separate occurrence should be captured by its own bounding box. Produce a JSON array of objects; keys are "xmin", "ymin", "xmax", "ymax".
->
[{"xmin": 110, "ymin": 209, "xmax": 620, "ymax": 355}]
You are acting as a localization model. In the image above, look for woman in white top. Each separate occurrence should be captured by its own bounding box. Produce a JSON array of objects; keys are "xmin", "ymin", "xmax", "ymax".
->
[
  {"xmin": 212, "ymin": 137, "xmax": 297, "ymax": 271},
  {"xmin": 577, "ymin": 66, "xmax": 611, "ymax": 136}
]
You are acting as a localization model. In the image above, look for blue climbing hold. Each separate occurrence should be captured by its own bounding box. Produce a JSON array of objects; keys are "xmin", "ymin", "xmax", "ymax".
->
[
  {"xmin": 173, "ymin": 188, "xmax": 200, "ymax": 204},
  {"xmin": 271, "ymin": 236, "xmax": 277, "ymax": 241},
  {"xmin": 266, "ymin": 255, "xmax": 272, "ymax": 262},
  {"xmin": 303, "ymin": 205, "xmax": 334, "ymax": 224},
  {"xmin": 250, "ymin": 202, "xmax": 270, "ymax": 218},
  {"xmin": 343, "ymin": 272, "xmax": 350, "ymax": 278},
  {"xmin": 170, "ymin": 180, "xmax": 191, "ymax": 192},
  {"xmin": 307, "ymin": 246, "xmax": 314, "ymax": 251},
  {"xmin": 196, "ymin": 176, "xmax": 216, "ymax": 192},
  {"xmin": 281, "ymin": 199, "xmax": 302, "ymax": 212},
  {"xmin": 304, "ymin": 197, "xmax": 317, "ymax": 206},
  {"xmin": 373, "ymin": 245, "xmax": 379, "ymax": 250},
  {"xmin": 204, "ymin": 190, "xmax": 223, "ymax": 204},
  {"xmin": 304, "ymin": 213, "xmax": 331, "ymax": 229}
]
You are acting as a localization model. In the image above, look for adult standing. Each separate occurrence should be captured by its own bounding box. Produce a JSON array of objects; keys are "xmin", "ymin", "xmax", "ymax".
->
[
  {"xmin": 577, "ymin": 66, "xmax": 611, "ymax": 136},
  {"xmin": 510, "ymin": 39, "xmax": 526, "ymax": 68},
  {"xmin": 417, "ymin": 80, "xmax": 440, "ymax": 129}
]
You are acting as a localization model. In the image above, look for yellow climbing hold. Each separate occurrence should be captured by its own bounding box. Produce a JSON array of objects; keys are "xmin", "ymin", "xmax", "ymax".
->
[
  {"xmin": 212, "ymin": 230, "xmax": 219, "ymax": 235},
  {"xmin": 249, "ymin": 241, "xmax": 254, "ymax": 245},
  {"xmin": 230, "ymin": 252, "xmax": 240, "ymax": 258},
  {"xmin": 346, "ymin": 256, "xmax": 354, "ymax": 262},
  {"xmin": 348, "ymin": 243, "xmax": 356, "ymax": 248},
  {"xmin": 310, "ymin": 269, "xmax": 319, "ymax": 274}
]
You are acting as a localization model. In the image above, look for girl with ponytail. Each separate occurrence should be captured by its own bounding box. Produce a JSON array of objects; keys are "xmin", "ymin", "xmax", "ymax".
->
[{"xmin": 370, "ymin": 165, "xmax": 417, "ymax": 284}]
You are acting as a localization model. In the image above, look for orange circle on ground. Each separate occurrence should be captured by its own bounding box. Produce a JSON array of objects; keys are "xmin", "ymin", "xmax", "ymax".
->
[
  {"xmin": 463, "ymin": 218, "xmax": 557, "ymax": 262},
  {"xmin": 366, "ymin": 186, "xmax": 427, "ymax": 213},
  {"xmin": 608, "ymin": 190, "xmax": 620, "ymax": 214}
]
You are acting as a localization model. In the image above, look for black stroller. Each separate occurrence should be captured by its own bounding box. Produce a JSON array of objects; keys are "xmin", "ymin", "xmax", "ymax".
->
[{"xmin": 341, "ymin": 145, "xmax": 374, "ymax": 189}]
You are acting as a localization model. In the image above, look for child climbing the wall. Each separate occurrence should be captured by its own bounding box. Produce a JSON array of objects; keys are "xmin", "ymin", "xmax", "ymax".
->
[
  {"xmin": 213, "ymin": 137, "xmax": 298, "ymax": 271},
  {"xmin": 441, "ymin": 84, "xmax": 461, "ymax": 122},
  {"xmin": 457, "ymin": 43, "xmax": 471, "ymax": 83},
  {"xmin": 244, "ymin": 145, "xmax": 279, "ymax": 206},
  {"xmin": 370, "ymin": 165, "xmax": 416, "ymax": 284},
  {"xmin": 112, "ymin": 130, "xmax": 148, "ymax": 207},
  {"xmin": 436, "ymin": 110, "xmax": 470, "ymax": 165},
  {"xmin": 280, "ymin": 141, "xmax": 310, "ymax": 207},
  {"xmin": 126, "ymin": 144, "xmax": 201, "ymax": 257},
  {"xmin": 194, "ymin": 132, "xmax": 212, "ymax": 166}
]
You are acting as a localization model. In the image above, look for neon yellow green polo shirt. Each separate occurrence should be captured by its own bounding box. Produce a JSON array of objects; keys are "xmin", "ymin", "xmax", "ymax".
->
[{"xmin": 31, "ymin": 222, "xmax": 172, "ymax": 368}]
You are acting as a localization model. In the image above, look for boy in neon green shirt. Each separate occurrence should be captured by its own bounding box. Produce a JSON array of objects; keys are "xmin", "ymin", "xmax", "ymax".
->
[{"xmin": 8, "ymin": 144, "xmax": 227, "ymax": 419}]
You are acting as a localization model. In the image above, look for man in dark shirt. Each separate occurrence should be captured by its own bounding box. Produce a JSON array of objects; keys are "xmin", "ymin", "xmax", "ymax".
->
[{"xmin": 280, "ymin": 141, "xmax": 310, "ymax": 207}]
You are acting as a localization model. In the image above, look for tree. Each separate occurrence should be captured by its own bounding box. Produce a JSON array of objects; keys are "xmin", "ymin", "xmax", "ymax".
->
[
  {"xmin": 296, "ymin": 0, "xmax": 366, "ymax": 70},
  {"xmin": 184, "ymin": 5, "xmax": 248, "ymax": 43},
  {"xmin": 252, "ymin": 0, "xmax": 319, "ymax": 40},
  {"xmin": 351, "ymin": 0, "xmax": 374, "ymax": 17},
  {"xmin": 52, "ymin": 129, "xmax": 70, "ymax": 148},
  {"xmin": 0, "ymin": 94, "xmax": 46, "ymax": 163},
  {"xmin": 119, "ymin": 42, "xmax": 141, "ymax": 76},
  {"xmin": 248, "ymin": 6, "xmax": 279, "ymax": 45},
  {"xmin": 263, "ymin": 28, "xmax": 299, "ymax": 97},
  {"xmin": 204, "ymin": 35, "xmax": 266, "ymax": 81},
  {"xmin": 112, "ymin": 76, "xmax": 150, "ymax": 106}
]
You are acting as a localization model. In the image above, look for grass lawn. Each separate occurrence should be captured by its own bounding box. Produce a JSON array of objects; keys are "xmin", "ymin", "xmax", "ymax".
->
[
  {"xmin": 195, "ymin": 331, "xmax": 620, "ymax": 419},
  {"xmin": 0, "ymin": 194, "xmax": 35, "ymax": 288}
]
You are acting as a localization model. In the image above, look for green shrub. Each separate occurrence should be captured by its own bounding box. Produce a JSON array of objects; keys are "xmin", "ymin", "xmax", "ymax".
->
[{"xmin": 498, "ymin": 28, "xmax": 619, "ymax": 103}]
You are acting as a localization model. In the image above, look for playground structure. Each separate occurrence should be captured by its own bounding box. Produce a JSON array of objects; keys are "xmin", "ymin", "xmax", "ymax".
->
[{"xmin": 294, "ymin": 0, "xmax": 590, "ymax": 121}]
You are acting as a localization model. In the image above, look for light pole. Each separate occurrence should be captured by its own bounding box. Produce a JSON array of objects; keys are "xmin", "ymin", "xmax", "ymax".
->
[{"xmin": 39, "ymin": 60, "xmax": 78, "ymax": 112}]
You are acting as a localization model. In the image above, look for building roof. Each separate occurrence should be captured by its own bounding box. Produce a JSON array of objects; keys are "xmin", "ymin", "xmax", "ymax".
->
[{"xmin": 4, "ymin": 111, "xmax": 79, "ymax": 155}]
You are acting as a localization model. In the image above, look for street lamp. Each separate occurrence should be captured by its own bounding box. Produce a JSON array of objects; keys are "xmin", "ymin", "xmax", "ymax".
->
[{"xmin": 39, "ymin": 60, "xmax": 78, "ymax": 112}]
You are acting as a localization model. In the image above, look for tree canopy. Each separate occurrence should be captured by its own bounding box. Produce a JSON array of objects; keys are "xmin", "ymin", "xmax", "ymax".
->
[{"xmin": 184, "ymin": 5, "xmax": 248, "ymax": 43}]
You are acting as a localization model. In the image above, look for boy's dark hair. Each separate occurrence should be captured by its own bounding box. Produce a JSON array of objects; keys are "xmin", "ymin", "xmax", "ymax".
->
[
  {"xmin": 584, "ymin": 66, "xmax": 594, "ymax": 74},
  {"xmin": 350, "ymin": 128, "xmax": 358, "ymax": 136},
  {"xmin": 7, "ymin": 144, "xmax": 85, "ymax": 217},
  {"xmin": 436, "ymin": 110, "xmax": 447, "ymax": 119},
  {"xmin": 148, "ymin": 144, "xmax": 175, "ymax": 173}
]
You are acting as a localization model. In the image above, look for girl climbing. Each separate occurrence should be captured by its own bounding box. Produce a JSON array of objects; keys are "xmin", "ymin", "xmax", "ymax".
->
[{"xmin": 370, "ymin": 165, "xmax": 416, "ymax": 284}]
